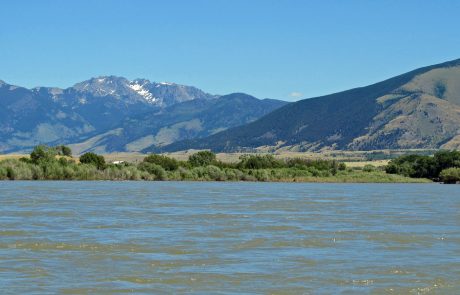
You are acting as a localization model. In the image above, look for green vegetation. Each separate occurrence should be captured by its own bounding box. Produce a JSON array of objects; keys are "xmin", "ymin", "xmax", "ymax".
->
[
  {"xmin": 189, "ymin": 151, "xmax": 217, "ymax": 167},
  {"xmin": 55, "ymin": 145, "xmax": 72, "ymax": 157},
  {"xmin": 79, "ymin": 152, "xmax": 106, "ymax": 170},
  {"xmin": 439, "ymin": 168, "xmax": 460, "ymax": 184},
  {"xmin": 143, "ymin": 154, "xmax": 179, "ymax": 171},
  {"xmin": 0, "ymin": 145, "xmax": 431, "ymax": 182},
  {"xmin": 385, "ymin": 150, "xmax": 460, "ymax": 182}
]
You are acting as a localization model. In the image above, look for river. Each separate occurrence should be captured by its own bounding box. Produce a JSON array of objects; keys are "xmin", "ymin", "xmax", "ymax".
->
[{"xmin": 1, "ymin": 181, "xmax": 459, "ymax": 294}]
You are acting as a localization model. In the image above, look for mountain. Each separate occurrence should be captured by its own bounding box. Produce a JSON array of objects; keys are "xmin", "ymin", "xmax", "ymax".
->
[
  {"xmin": 0, "ymin": 77, "xmax": 286, "ymax": 153},
  {"xmin": 69, "ymin": 93, "xmax": 287, "ymax": 154},
  {"xmin": 163, "ymin": 58, "xmax": 460, "ymax": 152}
]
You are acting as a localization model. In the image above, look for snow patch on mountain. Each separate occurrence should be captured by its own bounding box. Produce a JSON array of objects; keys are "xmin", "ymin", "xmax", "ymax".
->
[{"xmin": 129, "ymin": 81, "xmax": 159, "ymax": 104}]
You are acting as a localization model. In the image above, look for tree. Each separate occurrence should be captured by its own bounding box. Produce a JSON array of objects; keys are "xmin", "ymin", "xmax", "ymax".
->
[
  {"xmin": 189, "ymin": 151, "xmax": 217, "ymax": 167},
  {"xmin": 79, "ymin": 152, "xmax": 106, "ymax": 170},
  {"xmin": 55, "ymin": 145, "xmax": 72, "ymax": 157},
  {"xmin": 30, "ymin": 145, "xmax": 57, "ymax": 164},
  {"xmin": 143, "ymin": 154, "xmax": 179, "ymax": 171},
  {"xmin": 238, "ymin": 154, "xmax": 281, "ymax": 169},
  {"xmin": 433, "ymin": 150, "xmax": 460, "ymax": 175}
]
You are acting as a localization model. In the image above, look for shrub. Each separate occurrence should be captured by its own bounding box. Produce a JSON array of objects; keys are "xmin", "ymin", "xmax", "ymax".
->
[
  {"xmin": 0, "ymin": 166, "xmax": 7, "ymax": 180},
  {"xmin": 363, "ymin": 164, "xmax": 376, "ymax": 172},
  {"xmin": 138, "ymin": 162, "xmax": 167, "ymax": 180},
  {"xmin": 177, "ymin": 166, "xmax": 194, "ymax": 180},
  {"xmin": 54, "ymin": 145, "xmax": 72, "ymax": 157},
  {"xmin": 253, "ymin": 169, "xmax": 271, "ymax": 181},
  {"xmin": 143, "ymin": 154, "xmax": 179, "ymax": 171},
  {"xmin": 439, "ymin": 167, "xmax": 460, "ymax": 184},
  {"xmin": 74, "ymin": 164, "xmax": 100, "ymax": 180},
  {"xmin": 204, "ymin": 165, "xmax": 226, "ymax": 181},
  {"xmin": 238, "ymin": 154, "xmax": 282, "ymax": 169},
  {"xmin": 30, "ymin": 145, "xmax": 57, "ymax": 164},
  {"xmin": 188, "ymin": 151, "xmax": 217, "ymax": 167},
  {"xmin": 79, "ymin": 152, "xmax": 106, "ymax": 170}
]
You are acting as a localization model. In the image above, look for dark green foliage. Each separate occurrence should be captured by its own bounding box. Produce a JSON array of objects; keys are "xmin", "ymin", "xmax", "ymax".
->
[
  {"xmin": 238, "ymin": 154, "xmax": 282, "ymax": 169},
  {"xmin": 54, "ymin": 145, "xmax": 72, "ymax": 157},
  {"xmin": 188, "ymin": 151, "xmax": 216, "ymax": 167},
  {"xmin": 386, "ymin": 150, "xmax": 460, "ymax": 180},
  {"xmin": 30, "ymin": 145, "xmax": 57, "ymax": 164},
  {"xmin": 143, "ymin": 154, "xmax": 179, "ymax": 171},
  {"xmin": 79, "ymin": 152, "xmax": 106, "ymax": 170},
  {"xmin": 433, "ymin": 150, "xmax": 460, "ymax": 173},
  {"xmin": 434, "ymin": 81, "xmax": 446, "ymax": 99}
]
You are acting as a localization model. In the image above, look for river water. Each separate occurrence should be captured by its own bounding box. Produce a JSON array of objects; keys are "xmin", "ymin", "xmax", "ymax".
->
[{"xmin": 0, "ymin": 181, "xmax": 459, "ymax": 294}]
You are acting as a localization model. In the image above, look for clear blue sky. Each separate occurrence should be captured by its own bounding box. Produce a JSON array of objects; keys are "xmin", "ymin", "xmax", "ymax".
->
[{"xmin": 1, "ymin": 0, "xmax": 459, "ymax": 101}]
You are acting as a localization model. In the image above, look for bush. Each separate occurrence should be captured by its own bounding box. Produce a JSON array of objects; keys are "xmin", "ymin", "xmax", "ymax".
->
[
  {"xmin": 0, "ymin": 159, "xmax": 35, "ymax": 180},
  {"xmin": 79, "ymin": 152, "xmax": 106, "ymax": 170},
  {"xmin": 143, "ymin": 154, "xmax": 179, "ymax": 171},
  {"xmin": 0, "ymin": 166, "xmax": 7, "ymax": 180},
  {"xmin": 439, "ymin": 167, "xmax": 460, "ymax": 184},
  {"xmin": 204, "ymin": 165, "xmax": 226, "ymax": 181},
  {"xmin": 138, "ymin": 162, "xmax": 167, "ymax": 180},
  {"xmin": 30, "ymin": 145, "xmax": 57, "ymax": 164},
  {"xmin": 253, "ymin": 169, "xmax": 271, "ymax": 181},
  {"xmin": 189, "ymin": 151, "xmax": 217, "ymax": 167},
  {"xmin": 238, "ymin": 154, "xmax": 282, "ymax": 169},
  {"xmin": 54, "ymin": 145, "xmax": 72, "ymax": 157},
  {"xmin": 363, "ymin": 164, "xmax": 376, "ymax": 172}
]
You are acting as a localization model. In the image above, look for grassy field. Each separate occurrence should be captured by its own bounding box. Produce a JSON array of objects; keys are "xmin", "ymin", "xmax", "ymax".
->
[
  {"xmin": 343, "ymin": 160, "xmax": 390, "ymax": 168},
  {"xmin": 0, "ymin": 151, "xmax": 421, "ymax": 166},
  {"xmin": 0, "ymin": 154, "xmax": 25, "ymax": 161},
  {"xmin": 281, "ymin": 170, "xmax": 431, "ymax": 183}
]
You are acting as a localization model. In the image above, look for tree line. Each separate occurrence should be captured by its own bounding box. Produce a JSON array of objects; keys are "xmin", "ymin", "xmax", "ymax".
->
[{"xmin": 385, "ymin": 150, "xmax": 460, "ymax": 183}]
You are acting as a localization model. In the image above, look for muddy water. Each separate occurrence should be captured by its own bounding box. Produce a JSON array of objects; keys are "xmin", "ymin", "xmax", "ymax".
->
[{"xmin": 0, "ymin": 181, "xmax": 459, "ymax": 294}]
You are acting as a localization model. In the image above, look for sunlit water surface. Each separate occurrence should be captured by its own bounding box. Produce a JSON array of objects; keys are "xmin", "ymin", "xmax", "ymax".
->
[{"xmin": 1, "ymin": 181, "xmax": 459, "ymax": 294}]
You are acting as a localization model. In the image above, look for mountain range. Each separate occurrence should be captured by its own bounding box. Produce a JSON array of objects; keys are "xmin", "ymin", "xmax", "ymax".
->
[
  {"xmin": 0, "ymin": 76, "xmax": 286, "ymax": 153},
  {"xmin": 162, "ymin": 58, "xmax": 460, "ymax": 152},
  {"xmin": 2, "ymin": 58, "xmax": 460, "ymax": 154}
]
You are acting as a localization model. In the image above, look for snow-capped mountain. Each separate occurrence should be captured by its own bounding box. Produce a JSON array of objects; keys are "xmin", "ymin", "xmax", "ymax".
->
[
  {"xmin": 0, "ymin": 77, "xmax": 286, "ymax": 153},
  {"xmin": 65, "ymin": 75, "xmax": 216, "ymax": 107}
]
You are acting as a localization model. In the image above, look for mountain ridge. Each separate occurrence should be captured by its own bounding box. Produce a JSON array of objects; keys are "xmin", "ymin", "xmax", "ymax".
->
[
  {"xmin": 161, "ymin": 58, "xmax": 460, "ymax": 152},
  {"xmin": 0, "ymin": 77, "xmax": 286, "ymax": 153}
]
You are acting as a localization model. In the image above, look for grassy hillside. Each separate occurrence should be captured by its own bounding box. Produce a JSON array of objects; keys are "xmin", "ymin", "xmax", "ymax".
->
[
  {"xmin": 163, "ymin": 58, "xmax": 460, "ymax": 152},
  {"xmin": 70, "ymin": 93, "xmax": 287, "ymax": 154}
]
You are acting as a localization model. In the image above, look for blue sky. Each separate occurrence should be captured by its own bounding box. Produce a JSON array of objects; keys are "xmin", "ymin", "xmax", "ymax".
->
[{"xmin": 1, "ymin": 0, "xmax": 459, "ymax": 101}]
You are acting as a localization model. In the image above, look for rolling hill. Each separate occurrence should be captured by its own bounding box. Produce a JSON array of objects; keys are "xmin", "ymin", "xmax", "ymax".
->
[
  {"xmin": 70, "ymin": 93, "xmax": 286, "ymax": 154},
  {"xmin": 162, "ymin": 58, "xmax": 460, "ymax": 152}
]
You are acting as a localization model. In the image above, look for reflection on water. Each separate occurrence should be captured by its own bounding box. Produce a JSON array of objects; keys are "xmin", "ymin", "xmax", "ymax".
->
[{"xmin": 1, "ymin": 181, "xmax": 459, "ymax": 294}]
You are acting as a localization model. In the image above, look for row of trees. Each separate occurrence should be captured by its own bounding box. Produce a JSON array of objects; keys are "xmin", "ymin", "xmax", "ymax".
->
[
  {"xmin": 385, "ymin": 150, "xmax": 460, "ymax": 183},
  {"xmin": 141, "ymin": 151, "xmax": 347, "ymax": 173}
]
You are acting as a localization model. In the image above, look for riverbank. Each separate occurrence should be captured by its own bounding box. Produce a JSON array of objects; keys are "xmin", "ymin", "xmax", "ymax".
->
[{"xmin": 0, "ymin": 146, "xmax": 435, "ymax": 183}]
